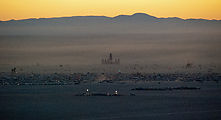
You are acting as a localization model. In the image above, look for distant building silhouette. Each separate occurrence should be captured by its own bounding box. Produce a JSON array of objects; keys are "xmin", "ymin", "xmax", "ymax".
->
[
  {"xmin": 102, "ymin": 53, "xmax": 120, "ymax": 64},
  {"xmin": 186, "ymin": 62, "xmax": 193, "ymax": 68},
  {"xmin": 11, "ymin": 67, "xmax": 16, "ymax": 73}
]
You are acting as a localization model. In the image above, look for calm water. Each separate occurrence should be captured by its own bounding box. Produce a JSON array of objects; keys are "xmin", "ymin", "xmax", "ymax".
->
[{"xmin": 0, "ymin": 81, "xmax": 221, "ymax": 120}]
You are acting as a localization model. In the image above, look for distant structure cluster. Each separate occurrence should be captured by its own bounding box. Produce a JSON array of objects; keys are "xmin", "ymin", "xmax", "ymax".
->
[
  {"xmin": 186, "ymin": 62, "xmax": 193, "ymax": 69},
  {"xmin": 101, "ymin": 53, "xmax": 120, "ymax": 65},
  {"xmin": 11, "ymin": 67, "xmax": 17, "ymax": 73}
]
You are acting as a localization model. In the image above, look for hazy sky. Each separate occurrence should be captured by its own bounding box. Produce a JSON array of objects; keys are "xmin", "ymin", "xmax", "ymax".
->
[{"xmin": 1, "ymin": 0, "xmax": 221, "ymax": 21}]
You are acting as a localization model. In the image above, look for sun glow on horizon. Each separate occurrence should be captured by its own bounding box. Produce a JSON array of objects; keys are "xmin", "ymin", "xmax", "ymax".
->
[{"xmin": 1, "ymin": 0, "xmax": 221, "ymax": 21}]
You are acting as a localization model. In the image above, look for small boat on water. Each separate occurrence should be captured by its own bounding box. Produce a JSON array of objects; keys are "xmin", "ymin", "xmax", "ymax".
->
[{"xmin": 75, "ymin": 89, "xmax": 135, "ymax": 96}]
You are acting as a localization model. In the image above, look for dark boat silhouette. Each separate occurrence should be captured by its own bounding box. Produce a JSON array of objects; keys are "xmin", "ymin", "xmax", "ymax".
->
[{"xmin": 75, "ymin": 89, "xmax": 134, "ymax": 96}]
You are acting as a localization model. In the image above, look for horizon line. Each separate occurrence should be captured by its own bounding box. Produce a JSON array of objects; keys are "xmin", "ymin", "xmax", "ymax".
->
[{"xmin": 1, "ymin": 13, "xmax": 221, "ymax": 22}]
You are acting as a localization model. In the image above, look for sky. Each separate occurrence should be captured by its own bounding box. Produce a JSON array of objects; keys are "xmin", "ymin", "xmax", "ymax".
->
[{"xmin": 0, "ymin": 0, "xmax": 221, "ymax": 21}]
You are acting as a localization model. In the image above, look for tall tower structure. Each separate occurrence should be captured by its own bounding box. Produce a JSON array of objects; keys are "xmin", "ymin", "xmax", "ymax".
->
[
  {"xmin": 109, "ymin": 53, "xmax": 112, "ymax": 61},
  {"xmin": 101, "ymin": 53, "xmax": 120, "ymax": 65}
]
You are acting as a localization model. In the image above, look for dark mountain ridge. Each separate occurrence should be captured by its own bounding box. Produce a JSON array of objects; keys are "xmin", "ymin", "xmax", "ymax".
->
[{"xmin": 0, "ymin": 13, "xmax": 220, "ymax": 35}]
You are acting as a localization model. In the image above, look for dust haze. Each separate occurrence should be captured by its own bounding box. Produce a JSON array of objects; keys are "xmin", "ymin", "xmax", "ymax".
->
[
  {"xmin": 0, "ymin": 33, "xmax": 220, "ymax": 72},
  {"xmin": 0, "ymin": 13, "xmax": 221, "ymax": 72}
]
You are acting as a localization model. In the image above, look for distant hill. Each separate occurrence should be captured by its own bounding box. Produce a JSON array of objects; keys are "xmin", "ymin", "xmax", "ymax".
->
[{"xmin": 0, "ymin": 13, "xmax": 220, "ymax": 35}]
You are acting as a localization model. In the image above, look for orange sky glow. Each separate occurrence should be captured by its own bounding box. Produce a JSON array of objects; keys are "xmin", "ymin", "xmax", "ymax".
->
[{"xmin": 1, "ymin": 0, "xmax": 221, "ymax": 21}]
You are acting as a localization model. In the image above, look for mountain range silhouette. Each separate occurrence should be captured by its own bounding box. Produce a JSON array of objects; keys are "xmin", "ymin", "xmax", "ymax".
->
[{"xmin": 0, "ymin": 13, "xmax": 220, "ymax": 35}]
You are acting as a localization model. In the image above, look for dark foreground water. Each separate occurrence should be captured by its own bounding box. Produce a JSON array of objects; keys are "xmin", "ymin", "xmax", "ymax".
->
[{"xmin": 0, "ymin": 81, "xmax": 221, "ymax": 120}]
